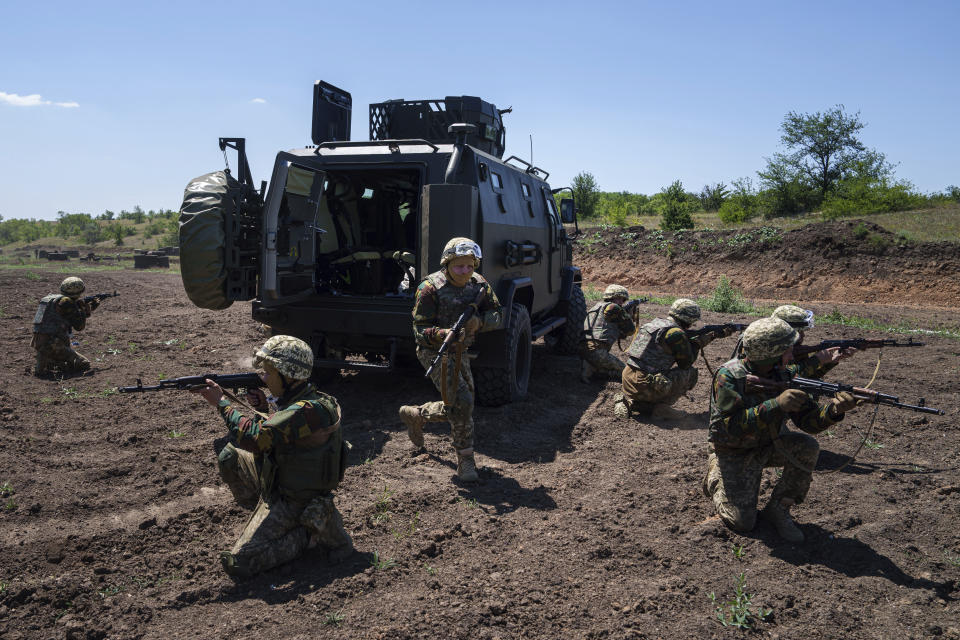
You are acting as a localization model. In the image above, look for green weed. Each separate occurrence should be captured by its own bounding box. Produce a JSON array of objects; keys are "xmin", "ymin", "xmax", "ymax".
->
[
  {"xmin": 943, "ymin": 552, "xmax": 960, "ymax": 567},
  {"xmin": 853, "ymin": 222, "xmax": 870, "ymax": 239},
  {"xmin": 98, "ymin": 585, "xmax": 124, "ymax": 599},
  {"xmin": 167, "ymin": 430, "xmax": 187, "ymax": 439},
  {"xmin": 0, "ymin": 581, "xmax": 7, "ymax": 594},
  {"xmin": 456, "ymin": 497, "xmax": 480, "ymax": 509},
  {"xmin": 372, "ymin": 484, "xmax": 393, "ymax": 524},
  {"xmin": 862, "ymin": 438, "xmax": 884, "ymax": 450},
  {"xmin": 60, "ymin": 386, "xmax": 81, "ymax": 399},
  {"xmin": 369, "ymin": 550, "xmax": 395, "ymax": 571},
  {"xmin": 392, "ymin": 511, "xmax": 421, "ymax": 541},
  {"xmin": 323, "ymin": 609, "xmax": 345, "ymax": 626},
  {"xmin": 4, "ymin": 498, "xmax": 16, "ymax": 511},
  {"xmin": 0, "ymin": 481, "xmax": 13, "ymax": 497},
  {"xmin": 423, "ymin": 563, "xmax": 437, "ymax": 576},
  {"xmin": 709, "ymin": 573, "xmax": 771, "ymax": 630},
  {"xmin": 732, "ymin": 544, "xmax": 745, "ymax": 560}
]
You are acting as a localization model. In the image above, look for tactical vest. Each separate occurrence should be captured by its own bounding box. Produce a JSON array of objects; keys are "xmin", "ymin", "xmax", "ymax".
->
[
  {"xmin": 425, "ymin": 270, "xmax": 488, "ymax": 330},
  {"xmin": 583, "ymin": 302, "xmax": 618, "ymax": 344},
  {"xmin": 33, "ymin": 294, "xmax": 72, "ymax": 335},
  {"xmin": 266, "ymin": 391, "xmax": 345, "ymax": 503},
  {"xmin": 627, "ymin": 317, "xmax": 681, "ymax": 372}
]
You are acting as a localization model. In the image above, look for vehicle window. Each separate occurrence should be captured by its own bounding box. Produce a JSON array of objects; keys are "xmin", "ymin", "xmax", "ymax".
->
[
  {"xmin": 521, "ymin": 183, "xmax": 531, "ymax": 197},
  {"xmin": 491, "ymin": 172, "xmax": 503, "ymax": 190},
  {"xmin": 362, "ymin": 188, "xmax": 374, "ymax": 199}
]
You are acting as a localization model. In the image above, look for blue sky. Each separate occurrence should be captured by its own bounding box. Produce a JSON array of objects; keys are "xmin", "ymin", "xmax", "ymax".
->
[{"xmin": 1, "ymin": 0, "xmax": 957, "ymax": 221}]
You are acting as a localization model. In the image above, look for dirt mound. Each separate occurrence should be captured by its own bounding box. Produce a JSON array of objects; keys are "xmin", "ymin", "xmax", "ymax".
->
[
  {"xmin": 0, "ymin": 256, "xmax": 958, "ymax": 639},
  {"xmin": 575, "ymin": 219, "xmax": 960, "ymax": 307}
]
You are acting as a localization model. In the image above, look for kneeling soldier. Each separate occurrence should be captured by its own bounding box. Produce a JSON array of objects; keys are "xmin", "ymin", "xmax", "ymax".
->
[
  {"xmin": 578, "ymin": 284, "xmax": 636, "ymax": 383},
  {"xmin": 31, "ymin": 277, "xmax": 99, "ymax": 376},
  {"xmin": 702, "ymin": 318, "xmax": 857, "ymax": 542},
  {"xmin": 193, "ymin": 335, "xmax": 352, "ymax": 577}
]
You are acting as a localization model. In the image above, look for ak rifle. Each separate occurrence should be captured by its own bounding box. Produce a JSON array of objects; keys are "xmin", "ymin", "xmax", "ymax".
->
[
  {"xmin": 794, "ymin": 337, "xmax": 925, "ymax": 357},
  {"xmin": 425, "ymin": 287, "xmax": 486, "ymax": 378},
  {"xmin": 688, "ymin": 322, "xmax": 748, "ymax": 341},
  {"xmin": 83, "ymin": 291, "xmax": 119, "ymax": 304},
  {"xmin": 744, "ymin": 375, "xmax": 944, "ymax": 415},
  {"xmin": 622, "ymin": 297, "xmax": 650, "ymax": 315},
  {"xmin": 118, "ymin": 372, "xmax": 265, "ymax": 393}
]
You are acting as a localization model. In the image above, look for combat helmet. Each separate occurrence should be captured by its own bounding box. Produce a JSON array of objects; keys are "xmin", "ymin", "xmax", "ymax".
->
[
  {"xmin": 669, "ymin": 298, "xmax": 701, "ymax": 326},
  {"xmin": 771, "ymin": 305, "xmax": 815, "ymax": 330},
  {"xmin": 60, "ymin": 277, "xmax": 85, "ymax": 297},
  {"xmin": 254, "ymin": 335, "xmax": 314, "ymax": 380},
  {"xmin": 603, "ymin": 284, "xmax": 629, "ymax": 301},
  {"xmin": 742, "ymin": 318, "xmax": 799, "ymax": 362},
  {"xmin": 440, "ymin": 237, "xmax": 482, "ymax": 267}
]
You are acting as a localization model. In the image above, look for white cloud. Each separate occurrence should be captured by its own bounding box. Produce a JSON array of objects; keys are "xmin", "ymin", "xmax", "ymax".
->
[
  {"xmin": 0, "ymin": 91, "xmax": 79, "ymax": 108},
  {"xmin": 251, "ymin": 98, "xmax": 266, "ymax": 104}
]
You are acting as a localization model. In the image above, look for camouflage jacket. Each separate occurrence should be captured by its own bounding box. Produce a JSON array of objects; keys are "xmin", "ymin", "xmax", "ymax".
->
[
  {"xmin": 217, "ymin": 382, "xmax": 343, "ymax": 500},
  {"xmin": 32, "ymin": 294, "xmax": 97, "ymax": 336},
  {"xmin": 582, "ymin": 302, "xmax": 635, "ymax": 346},
  {"xmin": 708, "ymin": 357, "xmax": 842, "ymax": 450},
  {"xmin": 412, "ymin": 270, "xmax": 502, "ymax": 350}
]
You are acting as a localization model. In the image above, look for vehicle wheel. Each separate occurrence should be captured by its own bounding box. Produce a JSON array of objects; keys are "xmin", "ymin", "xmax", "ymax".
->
[
  {"xmin": 474, "ymin": 303, "xmax": 532, "ymax": 407},
  {"xmin": 550, "ymin": 284, "xmax": 586, "ymax": 355}
]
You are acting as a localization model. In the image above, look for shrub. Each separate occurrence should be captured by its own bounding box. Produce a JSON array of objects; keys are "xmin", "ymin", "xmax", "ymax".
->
[
  {"xmin": 699, "ymin": 276, "xmax": 753, "ymax": 313},
  {"xmin": 717, "ymin": 201, "xmax": 750, "ymax": 224},
  {"xmin": 659, "ymin": 180, "xmax": 695, "ymax": 231}
]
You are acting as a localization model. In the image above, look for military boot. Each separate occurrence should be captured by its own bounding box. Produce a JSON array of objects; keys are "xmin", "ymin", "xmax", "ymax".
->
[
  {"xmin": 399, "ymin": 405, "xmax": 425, "ymax": 448},
  {"xmin": 613, "ymin": 393, "xmax": 630, "ymax": 418},
  {"xmin": 456, "ymin": 449, "xmax": 479, "ymax": 482},
  {"xmin": 702, "ymin": 453, "xmax": 718, "ymax": 498},
  {"xmin": 580, "ymin": 359, "xmax": 594, "ymax": 383},
  {"xmin": 762, "ymin": 499, "xmax": 804, "ymax": 543}
]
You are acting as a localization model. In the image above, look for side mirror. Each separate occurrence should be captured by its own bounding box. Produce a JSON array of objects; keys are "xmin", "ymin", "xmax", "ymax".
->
[{"xmin": 560, "ymin": 198, "xmax": 576, "ymax": 223}]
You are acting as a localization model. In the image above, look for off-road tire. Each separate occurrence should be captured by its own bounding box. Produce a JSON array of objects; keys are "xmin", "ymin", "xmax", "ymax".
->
[
  {"xmin": 551, "ymin": 284, "xmax": 586, "ymax": 355},
  {"xmin": 474, "ymin": 303, "xmax": 532, "ymax": 407}
]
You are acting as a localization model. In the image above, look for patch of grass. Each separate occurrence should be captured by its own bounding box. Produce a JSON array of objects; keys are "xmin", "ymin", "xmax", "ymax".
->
[
  {"xmin": 98, "ymin": 584, "xmax": 124, "ymax": 599},
  {"xmin": 369, "ymin": 550, "xmax": 395, "ymax": 571},
  {"xmin": 372, "ymin": 484, "xmax": 394, "ymax": 524},
  {"xmin": 709, "ymin": 572, "xmax": 771, "ymax": 630},
  {"xmin": 60, "ymin": 386, "xmax": 81, "ymax": 399},
  {"xmin": 456, "ymin": 497, "xmax": 480, "ymax": 509},
  {"xmin": 392, "ymin": 511, "xmax": 420, "ymax": 541},
  {"xmin": 0, "ymin": 481, "xmax": 13, "ymax": 497},
  {"xmin": 0, "ymin": 581, "xmax": 7, "ymax": 594},
  {"xmin": 167, "ymin": 430, "xmax": 187, "ymax": 439},
  {"xmin": 4, "ymin": 498, "xmax": 16, "ymax": 511},
  {"xmin": 853, "ymin": 222, "xmax": 870, "ymax": 239},
  {"xmin": 820, "ymin": 308, "xmax": 960, "ymax": 341},
  {"xmin": 323, "ymin": 609, "xmax": 345, "ymax": 626},
  {"xmin": 698, "ymin": 275, "xmax": 755, "ymax": 314},
  {"xmin": 862, "ymin": 438, "xmax": 884, "ymax": 450},
  {"xmin": 943, "ymin": 552, "xmax": 960, "ymax": 567},
  {"xmin": 732, "ymin": 544, "xmax": 745, "ymax": 560}
]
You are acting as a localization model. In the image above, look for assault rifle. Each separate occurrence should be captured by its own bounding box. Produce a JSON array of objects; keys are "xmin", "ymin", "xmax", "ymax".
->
[
  {"xmin": 118, "ymin": 372, "xmax": 265, "ymax": 393},
  {"xmin": 793, "ymin": 337, "xmax": 925, "ymax": 357},
  {"xmin": 622, "ymin": 297, "xmax": 649, "ymax": 315},
  {"xmin": 425, "ymin": 287, "xmax": 486, "ymax": 378},
  {"xmin": 83, "ymin": 291, "xmax": 119, "ymax": 304},
  {"xmin": 688, "ymin": 323, "xmax": 748, "ymax": 341},
  {"xmin": 744, "ymin": 375, "xmax": 944, "ymax": 415}
]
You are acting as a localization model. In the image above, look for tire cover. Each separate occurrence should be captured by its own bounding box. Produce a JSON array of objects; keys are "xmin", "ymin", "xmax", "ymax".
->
[{"xmin": 178, "ymin": 171, "xmax": 234, "ymax": 310}]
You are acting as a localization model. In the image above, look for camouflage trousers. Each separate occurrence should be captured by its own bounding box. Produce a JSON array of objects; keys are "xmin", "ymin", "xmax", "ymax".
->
[
  {"xmin": 216, "ymin": 443, "xmax": 352, "ymax": 578},
  {"xmin": 415, "ymin": 346, "xmax": 474, "ymax": 451},
  {"xmin": 703, "ymin": 432, "xmax": 819, "ymax": 532},
  {"xmin": 578, "ymin": 339, "xmax": 625, "ymax": 381},
  {"xmin": 31, "ymin": 333, "xmax": 90, "ymax": 376},
  {"xmin": 621, "ymin": 364, "xmax": 698, "ymax": 408}
]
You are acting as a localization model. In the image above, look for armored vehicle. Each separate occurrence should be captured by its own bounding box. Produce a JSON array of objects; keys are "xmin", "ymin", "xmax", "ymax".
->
[{"xmin": 179, "ymin": 81, "xmax": 585, "ymax": 406}]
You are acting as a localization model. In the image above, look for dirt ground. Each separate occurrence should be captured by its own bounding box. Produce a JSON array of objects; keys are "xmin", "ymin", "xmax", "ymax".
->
[{"xmin": 1, "ymin": 219, "xmax": 958, "ymax": 639}]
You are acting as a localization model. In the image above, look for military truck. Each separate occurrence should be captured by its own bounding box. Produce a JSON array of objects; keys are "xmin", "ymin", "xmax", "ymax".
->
[{"xmin": 178, "ymin": 81, "xmax": 584, "ymax": 406}]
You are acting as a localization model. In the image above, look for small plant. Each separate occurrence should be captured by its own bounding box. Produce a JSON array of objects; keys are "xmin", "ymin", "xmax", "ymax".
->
[
  {"xmin": 732, "ymin": 544, "xmax": 745, "ymax": 560},
  {"xmin": 699, "ymin": 275, "xmax": 753, "ymax": 314},
  {"xmin": 0, "ymin": 581, "xmax": 7, "ymax": 594},
  {"xmin": 61, "ymin": 386, "xmax": 81, "ymax": 399},
  {"xmin": 98, "ymin": 585, "xmax": 124, "ymax": 599},
  {"xmin": 372, "ymin": 484, "xmax": 393, "ymax": 524},
  {"xmin": 853, "ymin": 222, "xmax": 870, "ymax": 239},
  {"xmin": 0, "ymin": 481, "xmax": 13, "ymax": 497},
  {"xmin": 369, "ymin": 550, "xmax": 395, "ymax": 571},
  {"xmin": 943, "ymin": 552, "xmax": 960, "ymax": 567},
  {"xmin": 456, "ymin": 497, "xmax": 479, "ymax": 509},
  {"xmin": 5, "ymin": 498, "xmax": 17, "ymax": 511},
  {"xmin": 167, "ymin": 430, "xmax": 187, "ymax": 439},
  {"xmin": 862, "ymin": 438, "xmax": 884, "ymax": 450},
  {"xmin": 423, "ymin": 563, "xmax": 437, "ymax": 576},
  {"xmin": 709, "ymin": 572, "xmax": 771, "ymax": 630},
  {"xmin": 323, "ymin": 609, "xmax": 345, "ymax": 626}
]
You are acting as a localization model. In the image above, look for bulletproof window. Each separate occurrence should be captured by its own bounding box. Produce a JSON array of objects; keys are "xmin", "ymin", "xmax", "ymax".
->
[
  {"xmin": 491, "ymin": 172, "xmax": 503, "ymax": 190},
  {"xmin": 361, "ymin": 188, "xmax": 375, "ymax": 199},
  {"xmin": 521, "ymin": 183, "xmax": 531, "ymax": 197}
]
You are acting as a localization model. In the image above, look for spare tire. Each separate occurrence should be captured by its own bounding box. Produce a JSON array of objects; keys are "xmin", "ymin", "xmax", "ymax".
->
[{"xmin": 178, "ymin": 171, "xmax": 236, "ymax": 310}]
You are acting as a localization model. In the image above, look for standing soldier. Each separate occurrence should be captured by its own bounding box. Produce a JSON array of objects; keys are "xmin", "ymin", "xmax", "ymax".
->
[
  {"xmin": 192, "ymin": 335, "xmax": 353, "ymax": 578},
  {"xmin": 398, "ymin": 237, "xmax": 502, "ymax": 482},
  {"xmin": 614, "ymin": 298, "xmax": 737, "ymax": 418},
  {"xmin": 578, "ymin": 284, "xmax": 636, "ymax": 383},
  {"xmin": 31, "ymin": 276, "xmax": 99, "ymax": 377},
  {"xmin": 702, "ymin": 318, "xmax": 857, "ymax": 542}
]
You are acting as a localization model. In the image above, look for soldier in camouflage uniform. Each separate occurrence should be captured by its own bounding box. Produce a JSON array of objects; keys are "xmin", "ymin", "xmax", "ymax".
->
[
  {"xmin": 31, "ymin": 277, "xmax": 99, "ymax": 377},
  {"xmin": 398, "ymin": 237, "xmax": 502, "ymax": 482},
  {"xmin": 193, "ymin": 335, "xmax": 352, "ymax": 578},
  {"xmin": 702, "ymin": 317, "xmax": 858, "ymax": 542},
  {"xmin": 578, "ymin": 284, "xmax": 636, "ymax": 383},
  {"xmin": 614, "ymin": 298, "xmax": 737, "ymax": 418}
]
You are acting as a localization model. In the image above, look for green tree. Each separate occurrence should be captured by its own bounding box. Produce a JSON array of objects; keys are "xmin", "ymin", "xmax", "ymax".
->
[
  {"xmin": 699, "ymin": 182, "xmax": 729, "ymax": 212},
  {"xmin": 571, "ymin": 171, "xmax": 601, "ymax": 218},
  {"xmin": 659, "ymin": 180, "xmax": 694, "ymax": 231}
]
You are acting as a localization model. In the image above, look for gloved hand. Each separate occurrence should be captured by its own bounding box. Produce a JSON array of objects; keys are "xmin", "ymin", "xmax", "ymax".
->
[
  {"xmin": 776, "ymin": 388, "xmax": 807, "ymax": 412},
  {"xmin": 78, "ymin": 300, "xmax": 92, "ymax": 317},
  {"xmin": 464, "ymin": 315, "xmax": 482, "ymax": 338},
  {"xmin": 830, "ymin": 391, "xmax": 858, "ymax": 415},
  {"xmin": 245, "ymin": 388, "xmax": 268, "ymax": 411}
]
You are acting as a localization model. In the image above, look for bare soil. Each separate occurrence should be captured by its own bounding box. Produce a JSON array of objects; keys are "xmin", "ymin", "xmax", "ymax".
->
[{"xmin": 1, "ymin": 218, "xmax": 958, "ymax": 639}]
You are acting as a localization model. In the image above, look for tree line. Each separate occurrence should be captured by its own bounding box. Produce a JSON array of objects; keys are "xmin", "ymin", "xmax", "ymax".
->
[
  {"xmin": 0, "ymin": 207, "xmax": 179, "ymax": 247},
  {"xmin": 568, "ymin": 105, "xmax": 960, "ymax": 231}
]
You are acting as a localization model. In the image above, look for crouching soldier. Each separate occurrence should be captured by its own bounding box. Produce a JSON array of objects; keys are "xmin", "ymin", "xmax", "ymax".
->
[
  {"xmin": 31, "ymin": 276, "xmax": 98, "ymax": 377},
  {"xmin": 615, "ymin": 298, "xmax": 736, "ymax": 418},
  {"xmin": 578, "ymin": 284, "xmax": 636, "ymax": 383},
  {"xmin": 398, "ymin": 237, "xmax": 502, "ymax": 482},
  {"xmin": 702, "ymin": 318, "xmax": 857, "ymax": 542},
  {"xmin": 193, "ymin": 335, "xmax": 353, "ymax": 578}
]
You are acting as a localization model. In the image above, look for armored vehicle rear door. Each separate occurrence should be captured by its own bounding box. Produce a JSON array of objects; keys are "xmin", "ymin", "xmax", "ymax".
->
[{"xmin": 261, "ymin": 161, "xmax": 327, "ymax": 305}]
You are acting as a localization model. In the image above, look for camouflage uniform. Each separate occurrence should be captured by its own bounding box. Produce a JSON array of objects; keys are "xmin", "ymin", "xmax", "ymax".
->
[
  {"xmin": 703, "ymin": 318, "xmax": 844, "ymax": 536},
  {"xmin": 31, "ymin": 286, "xmax": 99, "ymax": 376},
  {"xmin": 410, "ymin": 269, "xmax": 502, "ymax": 452},
  {"xmin": 214, "ymin": 337, "xmax": 351, "ymax": 578},
  {"xmin": 578, "ymin": 300, "xmax": 635, "ymax": 382}
]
